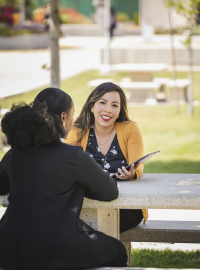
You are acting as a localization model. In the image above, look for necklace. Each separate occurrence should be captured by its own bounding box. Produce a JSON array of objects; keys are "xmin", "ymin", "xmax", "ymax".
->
[{"xmin": 94, "ymin": 125, "xmax": 115, "ymax": 149}]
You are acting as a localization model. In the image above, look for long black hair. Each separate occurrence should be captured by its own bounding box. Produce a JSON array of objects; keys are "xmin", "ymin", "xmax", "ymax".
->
[
  {"xmin": 74, "ymin": 82, "xmax": 130, "ymax": 143},
  {"xmin": 1, "ymin": 88, "xmax": 73, "ymax": 147}
]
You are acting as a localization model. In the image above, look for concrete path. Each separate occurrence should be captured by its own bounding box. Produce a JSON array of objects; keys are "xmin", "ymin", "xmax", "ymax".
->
[
  {"xmin": 1, "ymin": 35, "xmax": 200, "ymax": 99},
  {"xmin": 0, "ymin": 48, "xmax": 100, "ymax": 99},
  {"xmin": 60, "ymin": 35, "xmax": 200, "ymax": 49}
]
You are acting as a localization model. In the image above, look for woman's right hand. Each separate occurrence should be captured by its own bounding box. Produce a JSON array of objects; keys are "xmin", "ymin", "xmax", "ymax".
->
[{"xmin": 116, "ymin": 163, "xmax": 140, "ymax": 180}]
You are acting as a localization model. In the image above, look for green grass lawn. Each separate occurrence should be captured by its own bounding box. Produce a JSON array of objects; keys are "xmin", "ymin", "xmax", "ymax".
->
[
  {"xmin": 131, "ymin": 248, "xmax": 200, "ymax": 268},
  {"xmin": 0, "ymin": 70, "xmax": 200, "ymax": 268},
  {"xmin": 1, "ymin": 70, "xmax": 200, "ymax": 173}
]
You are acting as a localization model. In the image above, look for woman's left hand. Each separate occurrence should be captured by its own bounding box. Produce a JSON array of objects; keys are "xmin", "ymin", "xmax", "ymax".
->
[{"xmin": 116, "ymin": 163, "xmax": 139, "ymax": 180}]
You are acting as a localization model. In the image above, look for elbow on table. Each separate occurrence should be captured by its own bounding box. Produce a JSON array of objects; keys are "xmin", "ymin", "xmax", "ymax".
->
[{"xmin": 107, "ymin": 187, "xmax": 119, "ymax": 202}]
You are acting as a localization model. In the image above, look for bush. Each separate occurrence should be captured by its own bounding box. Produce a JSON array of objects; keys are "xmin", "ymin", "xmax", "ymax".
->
[
  {"xmin": 32, "ymin": 6, "xmax": 92, "ymax": 24},
  {"xmin": 116, "ymin": 12, "xmax": 130, "ymax": 22},
  {"xmin": 0, "ymin": 5, "xmax": 15, "ymax": 25},
  {"xmin": 155, "ymin": 26, "xmax": 200, "ymax": 35},
  {"xmin": 133, "ymin": 12, "xmax": 139, "ymax": 25},
  {"xmin": 0, "ymin": 24, "xmax": 45, "ymax": 37}
]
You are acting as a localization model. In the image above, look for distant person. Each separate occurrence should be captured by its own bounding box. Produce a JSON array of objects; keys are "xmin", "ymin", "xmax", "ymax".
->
[
  {"xmin": 0, "ymin": 88, "xmax": 128, "ymax": 269},
  {"xmin": 43, "ymin": 3, "xmax": 62, "ymax": 35},
  {"xmin": 66, "ymin": 82, "xmax": 148, "ymax": 234},
  {"xmin": 196, "ymin": 3, "xmax": 200, "ymax": 25},
  {"xmin": 43, "ymin": 3, "xmax": 51, "ymax": 31},
  {"xmin": 110, "ymin": 6, "xmax": 116, "ymax": 38}
]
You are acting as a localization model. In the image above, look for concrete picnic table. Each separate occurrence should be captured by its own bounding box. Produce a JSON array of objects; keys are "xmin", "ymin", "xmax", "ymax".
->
[
  {"xmin": 81, "ymin": 173, "xmax": 200, "ymax": 264},
  {"xmin": 112, "ymin": 63, "xmax": 167, "ymax": 82},
  {"xmin": 81, "ymin": 173, "xmax": 200, "ymax": 239},
  {"xmin": 1, "ymin": 173, "xmax": 200, "ymax": 266}
]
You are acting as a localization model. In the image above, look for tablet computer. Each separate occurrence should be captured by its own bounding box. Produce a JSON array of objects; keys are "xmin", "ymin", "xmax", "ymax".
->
[{"xmin": 112, "ymin": 150, "xmax": 160, "ymax": 178}]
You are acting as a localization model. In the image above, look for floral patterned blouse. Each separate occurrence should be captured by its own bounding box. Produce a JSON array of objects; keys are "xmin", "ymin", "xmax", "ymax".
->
[{"xmin": 85, "ymin": 127, "xmax": 128, "ymax": 176}]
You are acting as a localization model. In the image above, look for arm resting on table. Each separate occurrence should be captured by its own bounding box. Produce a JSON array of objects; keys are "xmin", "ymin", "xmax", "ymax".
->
[
  {"xmin": 0, "ymin": 150, "xmax": 11, "ymax": 195},
  {"xmin": 77, "ymin": 149, "xmax": 118, "ymax": 201}
]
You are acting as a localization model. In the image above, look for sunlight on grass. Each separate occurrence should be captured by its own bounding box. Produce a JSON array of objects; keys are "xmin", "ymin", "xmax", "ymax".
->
[
  {"xmin": 132, "ymin": 248, "xmax": 200, "ymax": 268},
  {"xmin": 0, "ymin": 70, "xmax": 200, "ymax": 175}
]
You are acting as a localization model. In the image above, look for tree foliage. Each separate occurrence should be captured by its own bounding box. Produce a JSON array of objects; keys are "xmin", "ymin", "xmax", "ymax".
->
[
  {"xmin": 166, "ymin": 0, "xmax": 200, "ymax": 48},
  {"xmin": 0, "ymin": 0, "xmax": 33, "ymax": 9},
  {"xmin": 166, "ymin": 0, "xmax": 200, "ymax": 22}
]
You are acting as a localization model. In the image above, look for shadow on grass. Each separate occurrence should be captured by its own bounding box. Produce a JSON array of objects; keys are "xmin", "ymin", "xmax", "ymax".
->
[{"xmin": 144, "ymin": 160, "xmax": 200, "ymax": 174}]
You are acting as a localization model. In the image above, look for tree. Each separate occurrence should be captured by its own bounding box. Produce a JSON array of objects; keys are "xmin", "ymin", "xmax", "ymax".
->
[
  {"xmin": 0, "ymin": 0, "xmax": 33, "ymax": 8},
  {"xmin": 166, "ymin": 0, "xmax": 200, "ymax": 116},
  {"xmin": 49, "ymin": 0, "xmax": 60, "ymax": 88}
]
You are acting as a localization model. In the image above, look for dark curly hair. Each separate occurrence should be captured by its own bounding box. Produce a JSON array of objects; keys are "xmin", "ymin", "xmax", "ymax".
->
[
  {"xmin": 74, "ymin": 82, "xmax": 130, "ymax": 143},
  {"xmin": 1, "ymin": 88, "xmax": 73, "ymax": 147}
]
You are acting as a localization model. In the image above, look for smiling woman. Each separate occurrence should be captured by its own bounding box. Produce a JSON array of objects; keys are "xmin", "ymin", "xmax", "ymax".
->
[{"xmin": 66, "ymin": 82, "xmax": 148, "ymax": 234}]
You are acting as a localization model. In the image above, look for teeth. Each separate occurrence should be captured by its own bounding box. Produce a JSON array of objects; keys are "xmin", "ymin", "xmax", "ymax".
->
[{"xmin": 102, "ymin": 116, "xmax": 111, "ymax": 120}]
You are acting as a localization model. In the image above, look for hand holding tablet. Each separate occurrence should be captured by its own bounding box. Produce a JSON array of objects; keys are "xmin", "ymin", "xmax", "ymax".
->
[{"xmin": 112, "ymin": 150, "xmax": 160, "ymax": 179}]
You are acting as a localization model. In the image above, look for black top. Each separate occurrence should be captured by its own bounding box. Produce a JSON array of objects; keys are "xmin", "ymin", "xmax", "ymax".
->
[
  {"xmin": 86, "ymin": 127, "xmax": 128, "ymax": 176},
  {"xmin": 0, "ymin": 141, "xmax": 118, "ymax": 269}
]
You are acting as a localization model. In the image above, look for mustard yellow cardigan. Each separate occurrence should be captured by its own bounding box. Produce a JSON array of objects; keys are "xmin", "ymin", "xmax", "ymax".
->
[{"xmin": 66, "ymin": 121, "xmax": 148, "ymax": 224}]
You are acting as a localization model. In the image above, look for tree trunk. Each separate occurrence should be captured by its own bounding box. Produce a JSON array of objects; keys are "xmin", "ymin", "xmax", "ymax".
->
[
  {"xmin": 188, "ymin": 35, "xmax": 193, "ymax": 116},
  {"xmin": 168, "ymin": 10, "xmax": 179, "ymax": 113},
  {"xmin": 19, "ymin": 0, "xmax": 25, "ymax": 26},
  {"xmin": 50, "ymin": 0, "xmax": 60, "ymax": 88},
  {"xmin": 102, "ymin": 0, "xmax": 110, "ymax": 72}
]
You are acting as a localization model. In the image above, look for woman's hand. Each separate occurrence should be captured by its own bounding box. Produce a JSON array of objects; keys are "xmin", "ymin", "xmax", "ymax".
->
[{"xmin": 116, "ymin": 163, "xmax": 140, "ymax": 180}]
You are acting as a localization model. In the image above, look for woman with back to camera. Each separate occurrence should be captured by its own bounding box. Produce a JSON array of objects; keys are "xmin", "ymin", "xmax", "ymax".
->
[
  {"xmin": 0, "ymin": 87, "xmax": 128, "ymax": 270},
  {"xmin": 66, "ymin": 82, "xmax": 148, "ymax": 233}
]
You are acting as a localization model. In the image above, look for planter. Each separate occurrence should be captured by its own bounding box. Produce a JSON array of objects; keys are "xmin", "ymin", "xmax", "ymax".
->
[{"xmin": 0, "ymin": 33, "xmax": 48, "ymax": 50}]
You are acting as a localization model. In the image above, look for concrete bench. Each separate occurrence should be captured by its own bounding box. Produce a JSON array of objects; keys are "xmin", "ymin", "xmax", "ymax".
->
[
  {"xmin": 167, "ymin": 79, "xmax": 190, "ymax": 103},
  {"xmin": 121, "ymin": 220, "xmax": 200, "ymax": 243},
  {"xmin": 153, "ymin": 78, "xmax": 169, "ymax": 102},
  {"xmin": 117, "ymin": 81, "xmax": 161, "ymax": 102},
  {"xmin": 81, "ymin": 173, "xmax": 200, "ymax": 265},
  {"xmin": 1, "ymin": 174, "xmax": 200, "ymax": 267},
  {"xmin": 87, "ymin": 79, "xmax": 114, "ymax": 91}
]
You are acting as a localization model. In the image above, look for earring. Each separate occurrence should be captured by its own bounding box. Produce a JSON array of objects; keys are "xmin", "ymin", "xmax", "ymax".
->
[{"xmin": 63, "ymin": 120, "xmax": 66, "ymax": 131}]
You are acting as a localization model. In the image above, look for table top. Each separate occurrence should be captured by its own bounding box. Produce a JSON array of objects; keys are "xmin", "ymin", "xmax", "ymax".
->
[
  {"xmin": 112, "ymin": 63, "xmax": 167, "ymax": 72},
  {"xmin": 83, "ymin": 173, "xmax": 200, "ymax": 210}
]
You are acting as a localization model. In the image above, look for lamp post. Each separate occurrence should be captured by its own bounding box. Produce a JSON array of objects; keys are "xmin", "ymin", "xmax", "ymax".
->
[{"xmin": 104, "ymin": 0, "xmax": 110, "ymax": 67}]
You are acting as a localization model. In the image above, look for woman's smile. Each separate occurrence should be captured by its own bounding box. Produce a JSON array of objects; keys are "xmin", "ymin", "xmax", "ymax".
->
[
  {"xmin": 101, "ymin": 115, "xmax": 112, "ymax": 121},
  {"xmin": 91, "ymin": 91, "xmax": 121, "ymax": 128}
]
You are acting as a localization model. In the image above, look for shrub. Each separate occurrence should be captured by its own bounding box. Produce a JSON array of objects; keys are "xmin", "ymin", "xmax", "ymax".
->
[
  {"xmin": 0, "ymin": 24, "xmax": 45, "ymax": 37},
  {"xmin": 0, "ymin": 5, "xmax": 15, "ymax": 25},
  {"xmin": 116, "ymin": 12, "xmax": 130, "ymax": 22},
  {"xmin": 133, "ymin": 12, "xmax": 139, "ymax": 25}
]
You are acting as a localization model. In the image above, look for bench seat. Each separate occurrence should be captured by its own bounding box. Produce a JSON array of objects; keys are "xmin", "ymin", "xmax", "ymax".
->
[
  {"xmin": 116, "ymin": 81, "xmax": 161, "ymax": 102},
  {"xmin": 120, "ymin": 220, "xmax": 200, "ymax": 243},
  {"xmin": 167, "ymin": 79, "xmax": 190, "ymax": 103},
  {"xmin": 118, "ymin": 81, "xmax": 161, "ymax": 89}
]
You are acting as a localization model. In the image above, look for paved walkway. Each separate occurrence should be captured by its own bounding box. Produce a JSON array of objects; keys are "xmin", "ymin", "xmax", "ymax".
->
[
  {"xmin": 0, "ymin": 48, "xmax": 100, "ymax": 99},
  {"xmin": 1, "ymin": 35, "xmax": 200, "ymax": 99},
  {"xmin": 60, "ymin": 35, "xmax": 200, "ymax": 49}
]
